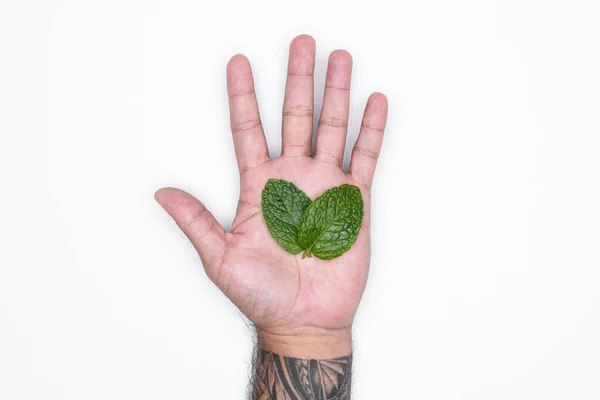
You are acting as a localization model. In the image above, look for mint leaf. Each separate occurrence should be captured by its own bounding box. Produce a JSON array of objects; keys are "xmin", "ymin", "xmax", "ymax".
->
[
  {"xmin": 261, "ymin": 179, "xmax": 312, "ymax": 254},
  {"xmin": 298, "ymin": 184, "xmax": 364, "ymax": 260}
]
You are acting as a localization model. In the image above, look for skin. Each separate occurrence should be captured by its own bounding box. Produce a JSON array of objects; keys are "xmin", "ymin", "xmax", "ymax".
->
[{"xmin": 155, "ymin": 35, "xmax": 388, "ymax": 359}]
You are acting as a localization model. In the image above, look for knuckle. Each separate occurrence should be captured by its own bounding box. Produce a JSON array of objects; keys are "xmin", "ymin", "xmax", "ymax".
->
[
  {"xmin": 318, "ymin": 116, "xmax": 348, "ymax": 129},
  {"xmin": 353, "ymin": 145, "xmax": 379, "ymax": 160},
  {"xmin": 315, "ymin": 151, "xmax": 340, "ymax": 164},
  {"xmin": 231, "ymin": 118, "xmax": 262, "ymax": 134},
  {"xmin": 187, "ymin": 207, "xmax": 209, "ymax": 228},
  {"xmin": 282, "ymin": 104, "xmax": 314, "ymax": 118},
  {"xmin": 361, "ymin": 123, "xmax": 385, "ymax": 134}
]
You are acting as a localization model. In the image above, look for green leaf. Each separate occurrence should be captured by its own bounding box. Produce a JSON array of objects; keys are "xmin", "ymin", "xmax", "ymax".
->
[
  {"xmin": 298, "ymin": 184, "xmax": 364, "ymax": 260},
  {"xmin": 261, "ymin": 179, "xmax": 312, "ymax": 254}
]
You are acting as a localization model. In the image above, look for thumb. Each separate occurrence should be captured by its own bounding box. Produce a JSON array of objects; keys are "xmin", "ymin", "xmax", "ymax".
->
[{"xmin": 154, "ymin": 187, "xmax": 227, "ymax": 279}]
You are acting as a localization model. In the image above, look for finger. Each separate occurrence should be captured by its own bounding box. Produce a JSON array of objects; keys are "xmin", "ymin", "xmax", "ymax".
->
[
  {"xmin": 281, "ymin": 34, "xmax": 316, "ymax": 157},
  {"xmin": 315, "ymin": 50, "xmax": 353, "ymax": 166},
  {"xmin": 155, "ymin": 187, "xmax": 227, "ymax": 279},
  {"xmin": 227, "ymin": 55, "xmax": 269, "ymax": 174},
  {"xmin": 349, "ymin": 93, "xmax": 388, "ymax": 189}
]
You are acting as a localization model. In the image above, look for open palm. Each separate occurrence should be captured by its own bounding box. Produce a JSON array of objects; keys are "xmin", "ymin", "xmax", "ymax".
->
[{"xmin": 155, "ymin": 35, "xmax": 388, "ymax": 356}]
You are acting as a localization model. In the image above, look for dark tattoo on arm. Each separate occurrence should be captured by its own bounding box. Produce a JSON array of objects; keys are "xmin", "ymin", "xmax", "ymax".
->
[{"xmin": 251, "ymin": 348, "xmax": 352, "ymax": 399}]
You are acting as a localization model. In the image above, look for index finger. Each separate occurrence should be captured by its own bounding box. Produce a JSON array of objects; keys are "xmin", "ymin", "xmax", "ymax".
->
[{"xmin": 227, "ymin": 55, "xmax": 270, "ymax": 174}]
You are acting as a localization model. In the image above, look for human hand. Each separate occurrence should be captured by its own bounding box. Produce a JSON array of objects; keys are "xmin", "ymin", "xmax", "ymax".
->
[{"xmin": 155, "ymin": 35, "xmax": 388, "ymax": 359}]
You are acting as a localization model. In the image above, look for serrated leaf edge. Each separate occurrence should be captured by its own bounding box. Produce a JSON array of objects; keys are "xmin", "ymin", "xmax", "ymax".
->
[
  {"xmin": 261, "ymin": 179, "xmax": 311, "ymax": 255},
  {"xmin": 299, "ymin": 184, "xmax": 362, "ymax": 260}
]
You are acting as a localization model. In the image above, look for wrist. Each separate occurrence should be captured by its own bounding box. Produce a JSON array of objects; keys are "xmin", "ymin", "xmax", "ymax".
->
[{"xmin": 256, "ymin": 327, "xmax": 352, "ymax": 359}]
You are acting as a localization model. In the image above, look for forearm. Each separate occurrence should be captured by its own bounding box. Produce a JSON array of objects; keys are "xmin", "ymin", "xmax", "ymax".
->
[{"xmin": 251, "ymin": 330, "xmax": 353, "ymax": 399}]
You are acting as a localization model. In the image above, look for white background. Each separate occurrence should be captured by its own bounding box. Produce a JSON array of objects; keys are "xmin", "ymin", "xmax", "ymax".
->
[{"xmin": 1, "ymin": 0, "xmax": 599, "ymax": 399}]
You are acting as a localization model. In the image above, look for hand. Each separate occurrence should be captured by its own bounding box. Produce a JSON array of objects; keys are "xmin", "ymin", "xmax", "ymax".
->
[{"xmin": 155, "ymin": 35, "xmax": 388, "ymax": 359}]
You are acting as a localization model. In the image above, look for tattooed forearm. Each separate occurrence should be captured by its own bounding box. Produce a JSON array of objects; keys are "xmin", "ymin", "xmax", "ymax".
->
[{"xmin": 251, "ymin": 348, "xmax": 352, "ymax": 399}]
